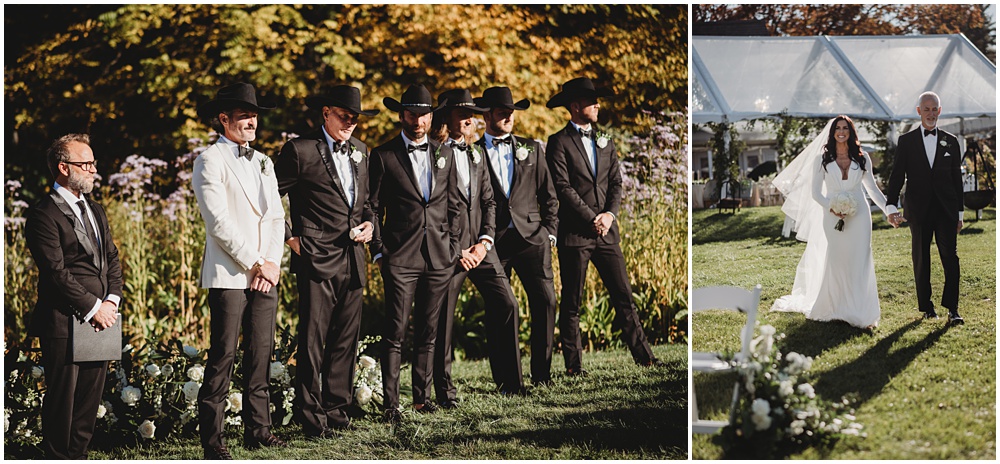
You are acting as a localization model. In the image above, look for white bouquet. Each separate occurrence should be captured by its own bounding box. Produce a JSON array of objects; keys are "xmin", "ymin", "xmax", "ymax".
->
[{"xmin": 828, "ymin": 192, "xmax": 858, "ymax": 232}]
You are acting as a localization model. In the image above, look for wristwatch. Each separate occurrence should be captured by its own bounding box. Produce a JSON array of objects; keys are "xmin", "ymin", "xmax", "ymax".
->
[
  {"xmin": 254, "ymin": 257, "xmax": 266, "ymax": 269},
  {"xmin": 481, "ymin": 240, "xmax": 492, "ymax": 252}
]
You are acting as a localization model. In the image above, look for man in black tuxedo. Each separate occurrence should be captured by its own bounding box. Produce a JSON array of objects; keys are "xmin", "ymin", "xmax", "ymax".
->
[
  {"xmin": 885, "ymin": 91, "xmax": 964, "ymax": 325},
  {"xmin": 369, "ymin": 84, "xmax": 461, "ymax": 423},
  {"xmin": 474, "ymin": 86, "xmax": 559, "ymax": 385},
  {"xmin": 545, "ymin": 77, "xmax": 662, "ymax": 374},
  {"xmin": 275, "ymin": 85, "xmax": 379, "ymax": 437},
  {"xmin": 432, "ymin": 89, "xmax": 526, "ymax": 406},
  {"xmin": 192, "ymin": 83, "xmax": 287, "ymax": 458},
  {"xmin": 26, "ymin": 134, "xmax": 122, "ymax": 459}
]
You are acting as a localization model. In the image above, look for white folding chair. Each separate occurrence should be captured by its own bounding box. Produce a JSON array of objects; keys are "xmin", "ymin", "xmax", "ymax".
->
[{"xmin": 691, "ymin": 284, "xmax": 761, "ymax": 434}]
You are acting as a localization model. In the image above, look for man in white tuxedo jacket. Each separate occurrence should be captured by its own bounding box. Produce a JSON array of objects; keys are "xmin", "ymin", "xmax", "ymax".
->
[{"xmin": 191, "ymin": 82, "xmax": 286, "ymax": 459}]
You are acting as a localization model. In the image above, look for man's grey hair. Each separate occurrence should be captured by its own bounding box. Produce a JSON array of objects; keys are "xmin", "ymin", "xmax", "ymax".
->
[
  {"xmin": 917, "ymin": 91, "xmax": 940, "ymax": 107},
  {"xmin": 46, "ymin": 133, "xmax": 90, "ymax": 177},
  {"xmin": 209, "ymin": 109, "xmax": 237, "ymax": 134}
]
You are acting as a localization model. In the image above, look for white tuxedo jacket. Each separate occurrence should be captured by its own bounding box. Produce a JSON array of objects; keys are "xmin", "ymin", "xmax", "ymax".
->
[{"xmin": 192, "ymin": 141, "xmax": 284, "ymax": 289}]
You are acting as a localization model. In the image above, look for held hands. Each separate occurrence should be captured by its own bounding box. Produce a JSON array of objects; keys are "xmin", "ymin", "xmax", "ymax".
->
[
  {"xmin": 593, "ymin": 213, "xmax": 614, "ymax": 236},
  {"xmin": 887, "ymin": 212, "xmax": 908, "ymax": 228},
  {"xmin": 90, "ymin": 301, "xmax": 118, "ymax": 331}
]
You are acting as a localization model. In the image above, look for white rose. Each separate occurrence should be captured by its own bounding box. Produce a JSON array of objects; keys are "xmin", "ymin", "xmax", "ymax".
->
[
  {"xmin": 121, "ymin": 385, "xmax": 142, "ymax": 406},
  {"xmin": 227, "ymin": 392, "xmax": 243, "ymax": 413},
  {"xmin": 515, "ymin": 146, "xmax": 529, "ymax": 161},
  {"xmin": 596, "ymin": 136, "xmax": 609, "ymax": 149},
  {"xmin": 355, "ymin": 385, "xmax": 373, "ymax": 406},
  {"xmin": 145, "ymin": 363, "xmax": 160, "ymax": 377},
  {"xmin": 351, "ymin": 149, "xmax": 364, "ymax": 164},
  {"xmin": 182, "ymin": 345, "xmax": 199, "ymax": 358},
  {"xmin": 269, "ymin": 361, "xmax": 286, "ymax": 379},
  {"xmin": 187, "ymin": 364, "xmax": 205, "ymax": 382},
  {"xmin": 435, "ymin": 156, "xmax": 446, "ymax": 170},
  {"xmin": 30, "ymin": 366, "xmax": 44, "ymax": 379},
  {"xmin": 96, "ymin": 403, "xmax": 107, "ymax": 419},
  {"xmin": 797, "ymin": 383, "xmax": 816, "ymax": 399},
  {"xmin": 182, "ymin": 381, "xmax": 201, "ymax": 403},
  {"xmin": 138, "ymin": 419, "xmax": 156, "ymax": 439},
  {"xmin": 160, "ymin": 364, "xmax": 174, "ymax": 378},
  {"xmin": 359, "ymin": 355, "xmax": 376, "ymax": 369},
  {"xmin": 471, "ymin": 149, "xmax": 482, "ymax": 164}
]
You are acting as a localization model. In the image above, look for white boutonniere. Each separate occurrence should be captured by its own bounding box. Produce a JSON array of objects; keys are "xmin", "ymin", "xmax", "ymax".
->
[
  {"xmin": 515, "ymin": 142, "xmax": 531, "ymax": 162},
  {"xmin": 595, "ymin": 131, "xmax": 611, "ymax": 149},
  {"xmin": 434, "ymin": 146, "xmax": 446, "ymax": 169},
  {"xmin": 470, "ymin": 145, "xmax": 482, "ymax": 164},
  {"xmin": 260, "ymin": 157, "xmax": 272, "ymax": 176},
  {"xmin": 350, "ymin": 148, "xmax": 364, "ymax": 164},
  {"xmin": 939, "ymin": 139, "xmax": 948, "ymax": 148}
]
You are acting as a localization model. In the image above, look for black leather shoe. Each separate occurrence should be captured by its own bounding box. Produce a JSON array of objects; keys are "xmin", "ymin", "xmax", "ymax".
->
[
  {"xmin": 921, "ymin": 310, "xmax": 939, "ymax": 320},
  {"xmin": 439, "ymin": 399, "xmax": 460, "ymax": 410},
  {"xmin": 245, "ymin": 433, "xmax": 288, "ymax": 450},
  {"xmin": 383, "ymin": 408, "xmax": 403, "ymax": 424},
  {"xmin": 566, "ymin": 367, "xmax": 589, "ymax": 377},
  {"xmin": 204, "ymin": 445, "xmax": 233, "ymax": 460},
  {"xmin": 500, "ymin": 385, "xmax": 531, "ymax": 396},
  {"xmin": 948, "ymin": 311, "xmax": 964, "ymax": 326},
  {"xmin": 414, "ymin": 402, "xmax": 438, "ymax": 414},
  {"xmin": 643, "ymin": 358, "xmax": 667, "ymax": 368}
]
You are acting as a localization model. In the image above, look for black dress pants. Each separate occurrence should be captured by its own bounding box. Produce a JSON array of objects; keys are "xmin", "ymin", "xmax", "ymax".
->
[{"xmin": 40, "ymin": 337, "xmax": 107, "ymax": 459}]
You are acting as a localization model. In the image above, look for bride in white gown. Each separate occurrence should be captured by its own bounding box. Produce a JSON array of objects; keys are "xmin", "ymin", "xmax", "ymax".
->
[{"xmin": 771, "ymin": 116, "xmax": 892, "ymax": 329}]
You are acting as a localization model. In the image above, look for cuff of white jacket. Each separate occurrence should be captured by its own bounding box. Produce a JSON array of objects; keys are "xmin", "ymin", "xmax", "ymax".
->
[{"xmin": 885, "ymin": 205, "xmax": 899, "ymax": 216}]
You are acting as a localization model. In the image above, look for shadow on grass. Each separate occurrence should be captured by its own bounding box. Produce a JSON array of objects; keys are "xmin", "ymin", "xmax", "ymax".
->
[
  {"xmin": 780, "ymin": 318, "xmax": 868, "ymax": 359},
  {"xmin": 814, "ymin": 319, "xmax": 948, "ymax": 406},
  {"xmin": 693, "ymin": 210, "xmax": 789, "ymax": 245}
]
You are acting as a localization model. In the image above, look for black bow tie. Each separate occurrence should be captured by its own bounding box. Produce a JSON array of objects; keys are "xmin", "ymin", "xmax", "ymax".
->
[
  {"xmin": 923, "ymin": 128, "xmax": 937, "ymax": 137},
  {"xmin": 407, "ymin": 143, "xmax": 429, "ymax": 154},
  {"xmin": 238, "ymin": 145, "xmax": 254, "ymax": 160},
  {"xmin": 332, "ymin": 141, "xmax": 350, "ymax": 155},
  {"xmin": 579, "ymin": 128, "xmax": 593, "ymax": 138},
  {"xmin": 451, "ymin": 141, "xmax": 468, "ymax": 151},
  {"xmin": 492, "ymin": 136, "xmax": 512, "ymax": 147}
]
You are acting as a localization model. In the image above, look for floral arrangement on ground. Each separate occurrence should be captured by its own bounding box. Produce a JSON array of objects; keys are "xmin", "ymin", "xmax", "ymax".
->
[{"xmin": 713, "ymin": 325, "xmax": 865, "ymax": 458}]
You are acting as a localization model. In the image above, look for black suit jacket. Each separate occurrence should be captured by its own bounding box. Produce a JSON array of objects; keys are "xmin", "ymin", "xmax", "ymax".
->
[
  {"xmin": 886, "ymin": 127, "xmax": 964, "ymax": 225},
  {"xmin": 476, "ymin": 135, "xmax": 558, "ymax": 246},
  {"xmin": 369, "ymin": 135, "xmax": 461, "ymax": 270},
  {"xmin": 453, "ymin": 145, "xmax": 496, "ymax": 249},
  {"xmin": 275, "ymin": 130, "xmax": 376, "ymax": 285},
  {"xmin": 25, "ymin": 191, "xmax": 123, "ymax": 339},
  {"xmin": 545, "ymin": 123, "xmax": 622, "ymax": 246}
]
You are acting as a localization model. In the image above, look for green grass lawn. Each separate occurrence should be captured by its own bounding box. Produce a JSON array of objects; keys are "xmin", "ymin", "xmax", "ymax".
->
[
  {"xmin": 691, "ymin": 206, "xmax": 996, "ymax": 459},
  {"xmin": 79, "ymin": 345, "xmax": 686, "ymax": 460}
]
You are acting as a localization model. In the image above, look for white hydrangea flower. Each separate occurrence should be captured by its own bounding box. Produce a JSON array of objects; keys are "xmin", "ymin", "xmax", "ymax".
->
[
  {"xmin": 797, "ymin": 383, "xmax": 816, "ymax": 399},
  {"xmin": 750, "ymin": 398, "xmax": 772, "ymax": 431},
  {"xmin": 778, "ymin": 380, "xmax": 794, "ymax": 398}
]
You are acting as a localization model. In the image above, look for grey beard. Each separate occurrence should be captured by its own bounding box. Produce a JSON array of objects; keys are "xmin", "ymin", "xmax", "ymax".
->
[{"xmin": 66, "ymin": 171, "xmax": 94, "ymax": 195}]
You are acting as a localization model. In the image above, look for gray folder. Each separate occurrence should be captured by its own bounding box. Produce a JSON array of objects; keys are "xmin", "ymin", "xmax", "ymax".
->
[{"xmin": 71, "ymin": 313, "xmax": 122, "ymax": 362}]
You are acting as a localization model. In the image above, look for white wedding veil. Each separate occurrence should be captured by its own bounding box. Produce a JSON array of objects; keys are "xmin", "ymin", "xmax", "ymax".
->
[{"xmin": 770, "ymin": 118, "xmax": 834, "ymax": 315}]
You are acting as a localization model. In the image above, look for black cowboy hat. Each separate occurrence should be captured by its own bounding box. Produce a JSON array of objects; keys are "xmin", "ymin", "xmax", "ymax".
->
[
  {"xmin": 198, "ymin": 82, "xmax": 275, "ymax": 119},
  {"xmin": 546, "ymin": 77, "xmax": 615, "ymax": 109},
  {"xmin": 437, "ymin": 89, "xmax": 488, "ymax": 113},
  {"xmin": 474, "ymin": 87, "xmax": 530, "ymax": 111},
  {"xmin": 306, "ymin": 85, "xmax": 380, "ymax": 117},
  {"xmin": 383, "ymin": 84, "xmax": 445, "ymax": 115}
]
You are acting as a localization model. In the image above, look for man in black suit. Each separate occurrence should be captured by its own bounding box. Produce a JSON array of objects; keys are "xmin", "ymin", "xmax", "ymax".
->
[
  {"xmin": 545, "ymin": 77, "xmax": 662, "ymax": 374},
  {"xmin": 26, "ymin": 133, "xmax": 123, "ymax": 459},
  {"xmin": 275, "ymin": 85, "xmax": 379, "ymax": 437},
  {"xmin": 885, "ymin": 91, "xmax": 964, "ymax": 325},
  {"xmin": 369, "ymin": 84, "xmax": 461, "ymax": 423},
  {"xmin": 432, "ymin": 89, "xmax": 526, "ymax": 406},
  {"xmin": 474, "ymin": 86, "xmax": 559, "ymax": 385}
]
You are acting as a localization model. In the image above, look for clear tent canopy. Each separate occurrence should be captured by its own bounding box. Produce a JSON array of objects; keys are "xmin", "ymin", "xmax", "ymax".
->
[{"xmin": 692, "ymin": 34, "xmax": 996, "ymax": 136}]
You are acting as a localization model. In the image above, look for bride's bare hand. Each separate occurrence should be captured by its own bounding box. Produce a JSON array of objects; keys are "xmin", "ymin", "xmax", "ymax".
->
[{"xmin": 829, "ymin": 209, "xmax": 846, "ymax": 219}]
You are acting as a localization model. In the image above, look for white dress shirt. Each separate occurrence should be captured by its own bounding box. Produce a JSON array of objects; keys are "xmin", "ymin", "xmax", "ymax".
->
[
  {"xmin": 218, "ymin": 135, "xmax": 266, "ymax": 208},
  {"xmin": 323, "ymin": 127, "xmax": 356, "ymax": 207},
  {"xmin": 448, "ymin": 137, "xmax": 493, "ymax": 245},
  {"xmin": 571, "ymin": 121, "xmax": 597, "ymax": 177},
  {"xmin": 54, "ymin": 182, "xmax": 121, "ymax": 322},
  {"xmin": 484, "ymin": 132, "xmax": 514, "ymax": 198},
  {"xmin": 401, "ymin": 131, "xmax": 432, "ymax": 201}
]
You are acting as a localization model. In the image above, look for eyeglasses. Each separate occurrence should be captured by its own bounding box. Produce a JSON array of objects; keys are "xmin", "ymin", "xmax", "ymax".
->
[
  {"xmin": 331, "ymin": 111, "xmax": 359, "ymax": 125},
  {"xmin": 63, "ymin": 160, "xmax": 98, "ymax": 171}
]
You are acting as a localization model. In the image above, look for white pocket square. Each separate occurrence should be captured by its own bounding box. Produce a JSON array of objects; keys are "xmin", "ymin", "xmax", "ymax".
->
[{"xmin": 943, "ymin": 153, "xmax": 952, "ymax": 157}]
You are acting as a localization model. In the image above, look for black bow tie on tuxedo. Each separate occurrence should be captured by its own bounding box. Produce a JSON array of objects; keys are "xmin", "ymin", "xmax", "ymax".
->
[
  {"xmin": 451, "ymin": 141, "xmax": 468, "ymax": 151},
  {"xmin": 923, "ymin": 128, "xmax": 937, "ymax": 137},
  {"xmin": 332, "ymin": 141, "xmax": 350, "ymax": 155},
  {"xmin": 579, "ymin": 128, "xmax": 593, "ymax": 138},
  {"xmin": 407, "ymin": 143, "xmax": 429, "ymax": 153},
  {"xmin": 492, "ymin": 136, "xmax": 512, "ymax": 147},
  {"xmin": 238, "ymin": 145, "xmax": 253, "ymax": 160}
]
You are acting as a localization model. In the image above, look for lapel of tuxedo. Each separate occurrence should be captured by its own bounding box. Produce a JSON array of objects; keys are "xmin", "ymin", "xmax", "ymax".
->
[
  {"xmin": 217, "ymin": 143, "xmax": 262, "ymax": 216},
  {"xmin": 466, "ymin": 148, "xmax": 477, "ymax": 203},
  {"xmin": 347, "ymin": 140, "xmax": 362, "ymax": 211},
  {"xmin": 89, "ymin": 199, "xmax": 109, "ymax": 269},
  {"xmin": 392, "ymin": 137, "xmax": 423, "ymax": 200},
  {"xmin": 50, "ymin": 191, "xmax": 101, "ymax": 268},
  {"xmin": 478, "ymin": 139, "xmax": 505, "ymax": 198},
  {"xmin": 510, "ymin": 136, "xmax": 523, "ymax": 194},
  {"xmin": 429, "ymin": 140, "xmax": 441, "ymax": 198},
  {"xmin": 317, "ymin": 137, "xmax": 350, "ymax": 206},
  {"xmin": 932, "ymin": 133, "xmax": 949, "ymax": 169}
]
